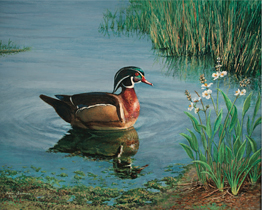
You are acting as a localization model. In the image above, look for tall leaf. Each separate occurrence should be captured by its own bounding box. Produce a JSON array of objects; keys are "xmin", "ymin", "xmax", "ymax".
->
[
  {"xmin": 218, "ymin": 143, "xmax": 225, "ymax": 164},
  {"xmin": 236, "ymin": 140, "xmax": 246, "ymax": 162},
  {"xmin": 252, "ymin": 92, "xmax": 261, "ymax": 123},
  {"xmin": 253, "ymin": 117, "xmax": 261, "ymax": 132},
  {"xmin": 201, "ymin": 132, "xmax": 207, "ymax": 151},
  {"xmin": 233, "ymin": 136, "xmax": 241, "ymax": 156},
  {"xmin": 246, "ymin": 136, "xmax": 257, "ymax": 153},
  {"xmin": 184, "ymin": 111, "xmax": 201, "ymax": 133},
  {"xmin": 214, "ymin": 109, "xmax": 223, "ymax": 134},
  {"xmin": 218, "ymin": 89, "xmax": 234, "ymax": 115},
  {"xmin": 206, "ymin": 110, "xmax": 212, "ymax": 138},
  {"xmin": 225, "ymin": 146, "xmax": 233, "ymax": 164},
  {"xmin": 186, "ymin": 129, "xmax": 199, "ymax": 152},
  {"xmin": 246, "ymin": 116, "xmax": 251, "ymax": 136},
  {"xmin": 213, "ymin": 146, "xmax": 218, "ymax": 162},
  {"xmin": 248, "ymin": 149, "xmax": 261, "ymax": 166},
  {"xmin": 180, "ymin": 143, "xmax": 195, "ymax": 160},
  {"xmin": 242, "ymin": 92, "xmax": 252, "ymax": 117},
  {"xmin": 229, "ymin": 105, "xmax": 238, "ymax": 132}
]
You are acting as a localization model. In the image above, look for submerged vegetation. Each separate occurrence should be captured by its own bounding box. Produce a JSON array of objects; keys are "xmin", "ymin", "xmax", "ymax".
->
[
  {"xmin": 0, "ymin": 39, "xmax": 30, "ymax": 55},
  {"xmin": 180, "ymin": 58, "xmax": 261, "ymax": 196},
  {"xmin": 99, "ymin": 0, "xmax": 261, "ymax": 77}
]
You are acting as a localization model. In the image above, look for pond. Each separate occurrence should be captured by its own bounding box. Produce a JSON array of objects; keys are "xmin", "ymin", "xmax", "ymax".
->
[{"xmin": 0, "ymin": 0, "xmax": 260, "ymax": 192}]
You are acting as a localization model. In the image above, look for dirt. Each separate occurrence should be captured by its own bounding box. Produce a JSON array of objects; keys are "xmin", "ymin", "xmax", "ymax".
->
[{"xmin": 141, "ymin": 167, "xmax": 261, "ymax": 210}]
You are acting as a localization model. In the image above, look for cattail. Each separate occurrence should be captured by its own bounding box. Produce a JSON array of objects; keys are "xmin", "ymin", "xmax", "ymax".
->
[
  {"xmin": 199, "ymin": 74, "xmax": 207, "ymax": 84},
  {"xmin": 185, "ymin": 90, "xmax": 192, "ymax": 101}
]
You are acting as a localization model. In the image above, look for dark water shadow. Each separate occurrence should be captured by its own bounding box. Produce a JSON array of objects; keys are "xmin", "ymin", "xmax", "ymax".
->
[{"xmin": 48, "ymin": 127, "xmax": 148, "ymax": 179}]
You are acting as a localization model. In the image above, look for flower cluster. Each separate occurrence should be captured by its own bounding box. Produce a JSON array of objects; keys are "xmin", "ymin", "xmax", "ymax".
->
[
  {"xmin": 185, "ymin": 90, "xmax": 201, "ymax": 114},
  {"xmin": 239, "ymin": 78, "xmax": 251, "ymax": 88},
  {"xmin": 185, "ymin": 57, "xmax": 249, "ymax": 114}
]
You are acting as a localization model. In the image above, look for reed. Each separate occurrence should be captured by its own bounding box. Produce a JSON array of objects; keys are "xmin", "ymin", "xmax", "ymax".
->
[{"xmin": 99, "ymin": 0, "xmax": 261, "ymax": 77}]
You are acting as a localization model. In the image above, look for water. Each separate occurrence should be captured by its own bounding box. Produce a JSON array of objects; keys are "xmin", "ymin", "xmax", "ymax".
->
[{"xmin": 0, "ymin": 0, "xmax": 260, "ymax": 190}]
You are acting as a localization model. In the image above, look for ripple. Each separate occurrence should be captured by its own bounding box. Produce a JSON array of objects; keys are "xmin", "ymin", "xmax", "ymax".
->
[{"xmin": 0, "ymin": 96, "xmax": 68, "ymax": 149}]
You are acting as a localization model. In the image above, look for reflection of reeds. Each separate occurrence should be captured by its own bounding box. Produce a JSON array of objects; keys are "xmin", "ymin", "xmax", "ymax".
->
[{"xmin": 99, "ymin": 0, "xmax": 261, "ymax": 77}]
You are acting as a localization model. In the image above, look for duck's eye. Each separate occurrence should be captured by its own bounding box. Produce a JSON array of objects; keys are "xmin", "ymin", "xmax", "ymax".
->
[{"xmin": 133, "ymin": 73, "xmax": 142, "ymax": 82}]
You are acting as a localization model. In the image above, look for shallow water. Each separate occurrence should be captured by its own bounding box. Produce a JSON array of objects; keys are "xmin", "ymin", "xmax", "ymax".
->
[{"xmin": 0, "ymin": 0, "xmax": 261, "ymax": 190}]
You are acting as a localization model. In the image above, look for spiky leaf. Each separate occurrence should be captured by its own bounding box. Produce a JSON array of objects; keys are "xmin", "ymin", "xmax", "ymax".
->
[
  {"xmin": 247, "ymin": 116, "xmax": 251, "ymax": 136},
  {"xmin": 242, "ymin": 92, "xmax": 252, "ymax": 117},
  {"xmin": 229, "ymin": 106, "xmax": 238, "ymax": 132},
  {"xmin": 199, "ymin": 151, "xmax": 207, "ymax": 163},
  {"xmin": 213, "ymin": 146, "xmax": 218, "ymax": 162},
  {"xmin": 253, "ymin": 117, "xmax": 261, "ymax": 132},
  {"xmin": 201, "ymin": 132, "xmax": 207, "ymax": 151},
  {"xmin": 186, "ymin": 129, "xmax": 199, "ymax": 152},
  {"xmin": 236, "ymin": 140, "xmax": 246, "ymax": 162},
  {"xmin": 180, "ymin": 143, "xmax": 194, "ymax": 160},
  {"xmin": 218, "ymin": 143, "xmax": 225, "ymax": 164},
  {"xmin": 214, "ymin": 109, "xmax": 223, "ymax": 134},
  {"xmin": 248, "ymin": 149, "xmax": 261, "ymax": 166},
  {"xmin": 193, "ymin": 160, "xmax": 213, "ymax": 173},
  {"xmin": 233, "ymin": 136, "xmax": 241, "ymax": 156},
  {"xmin": 184, "ymin": 111, "xmax": 201, "ymax": 133},
  {"xmin": 206, "ymin": 110, "xmax": 212, "ymax": 138},
  {"xmin": 246, "ymin": 136, "xmax": 257, "ymax": 153},
  {"xmin": 252, "ymin": 92, "xmax": 261, "ymax": 123},
  {"xmin": 225, "ymin": 146, "xmax": 233, "ymax": 164},
  {"xmin": 218, "ymin": 89, "xmax": 234, "ymax": 115}
]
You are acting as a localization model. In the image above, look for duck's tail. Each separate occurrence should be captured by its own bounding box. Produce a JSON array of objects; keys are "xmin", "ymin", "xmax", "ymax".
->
[{"xmin": 40, "ymin": 94, "xmax": 73, "ymax": 123}]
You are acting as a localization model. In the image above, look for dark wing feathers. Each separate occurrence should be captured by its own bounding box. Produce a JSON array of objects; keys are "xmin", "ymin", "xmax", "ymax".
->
[
  {"xmin": 41, "ymin": 92, "xmax": 123, "ymax": 122},
  {"xmin": 40, "ymin": 94, "xmax": 72, "ymax": 123}
]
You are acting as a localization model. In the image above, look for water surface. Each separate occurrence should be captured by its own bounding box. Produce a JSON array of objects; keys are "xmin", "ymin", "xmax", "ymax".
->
[{"xmin": 0, "ymin": 0, "xmax": 260, "ymax": 190}]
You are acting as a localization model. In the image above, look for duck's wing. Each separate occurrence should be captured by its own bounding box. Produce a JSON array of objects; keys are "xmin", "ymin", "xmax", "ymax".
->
[
  {"xmin": 40, "ymin": 94, "xmax": 73, "ymax": 123},
  {"xmin": 55, "ymin": 92, "xmax": 124, "ymax": 122}
]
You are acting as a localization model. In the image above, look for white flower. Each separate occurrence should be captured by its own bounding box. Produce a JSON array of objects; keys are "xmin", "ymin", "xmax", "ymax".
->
[
  {"xmin": 201, "ymin": 83, "xmax": 213, "ymax": 89},
  {"xmin": 188, "ymin": 102, "xmax": 194, "ymax": 111},
  {"xmin": 202, "ymin": 89, "xmax": 212, "ymax": 99},
  {"xmin": 194, "ymin": 107, "xmax": 200, "ymax": 114},
  {"xmin": 220, "ymin": 71, "xmax": 227, "ymax": 77},
  {"xmin": 192, "ymin": 97, "xmax": 201, "ymax": 103},
  {"xmin": 240, "ymin": 89, "xmax": 246, "ymax": 95},
  {"xmin": 234, "ymin": 89, "xmax": 240, "ymax": 96},
  {"xmin": 234, "ymin": 89, "xmax": 246, "ymax": 96},
  {"xmin": 212, "ymin": 72, "xmax": 220, "ymax": 80}
]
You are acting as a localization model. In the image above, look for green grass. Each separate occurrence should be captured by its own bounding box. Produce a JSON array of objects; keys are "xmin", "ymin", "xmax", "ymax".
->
[
  {"xmin": 0, "ymin": 39, "xmax": 30, "ymax": 55},
  {"xmin": 99, "ymin": 0, "xmax": 261, "ymax": 77}
]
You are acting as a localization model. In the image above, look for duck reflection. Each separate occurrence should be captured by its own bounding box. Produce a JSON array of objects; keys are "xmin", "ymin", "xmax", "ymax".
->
[{"xmin": 49, "ymin": 127, "xmax": 148, "ymax": 179}]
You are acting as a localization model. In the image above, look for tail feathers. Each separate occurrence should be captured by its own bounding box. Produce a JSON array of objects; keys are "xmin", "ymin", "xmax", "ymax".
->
[{"xmin": 40, "ymin": 94, "xmax": 73, "ymax": 123}]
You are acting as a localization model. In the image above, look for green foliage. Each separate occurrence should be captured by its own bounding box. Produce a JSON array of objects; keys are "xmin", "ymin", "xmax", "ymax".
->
[
  {"xmin": 180, "ymin": 68, "xmax": 261, "ymax": 195},
  {"xmin": 99, "ymin": 0, "xmax": 261, "ymax": 77},
  {"xmin": 0, "ymin": 39, "xmax": 30, "ymax": 55}
]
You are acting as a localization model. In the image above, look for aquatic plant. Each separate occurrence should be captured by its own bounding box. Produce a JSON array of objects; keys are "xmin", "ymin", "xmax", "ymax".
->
[
  {"xmin": 0, "ymin": 39, "xmax": 30, "ymax": 55},
  {"xmin": 180, "ymin": 58, "xmax": 261, "ymax": 195},
  {"xmin": 99, "ymin": 0, "xmax": 261, "ymax": 77}
]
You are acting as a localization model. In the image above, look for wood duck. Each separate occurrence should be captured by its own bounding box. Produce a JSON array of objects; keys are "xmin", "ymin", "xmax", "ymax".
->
[{"xmin": 40, "ymin": 66, "xmax": 153, "ymax": 130}]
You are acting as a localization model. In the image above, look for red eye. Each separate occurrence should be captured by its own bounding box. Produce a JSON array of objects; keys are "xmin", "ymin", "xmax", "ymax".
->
[{"xmin": 135, "ymin": 72, "xmax": 139, "ymax": 76}]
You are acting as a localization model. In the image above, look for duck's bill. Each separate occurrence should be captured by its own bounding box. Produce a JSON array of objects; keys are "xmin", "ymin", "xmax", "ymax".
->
[{"xmin": 142, "ymin": 76, "xmax": 153, "ymax": 86}]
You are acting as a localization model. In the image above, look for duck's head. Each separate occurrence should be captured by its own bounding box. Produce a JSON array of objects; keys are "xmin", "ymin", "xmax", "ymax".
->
[{"xmin": 113, "ymin": 66, "xmax": 153, "ymax": 93}]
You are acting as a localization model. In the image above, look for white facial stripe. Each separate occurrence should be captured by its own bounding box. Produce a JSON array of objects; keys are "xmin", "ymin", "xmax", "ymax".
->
[
  {"xmin": 114, "ymin": 69, "xmax": 143, "ymax": 80},
  {"xmin": 70, "ymin": 97, "xmax": 75, "ymax": 106},
  {"xmin": 114, "ymin": 75, "xmax": 130, "ymax": 91}
]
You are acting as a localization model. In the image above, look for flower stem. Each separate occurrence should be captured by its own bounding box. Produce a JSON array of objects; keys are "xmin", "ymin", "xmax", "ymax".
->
[{"xmin": 211, "ymin": 95, "xmax": 218, "ymax": 116}]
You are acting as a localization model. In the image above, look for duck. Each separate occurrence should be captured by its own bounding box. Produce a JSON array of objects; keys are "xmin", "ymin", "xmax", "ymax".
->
[{"xmin": 40, "ymin": 66, "xmax": 153, "ymax": 130}]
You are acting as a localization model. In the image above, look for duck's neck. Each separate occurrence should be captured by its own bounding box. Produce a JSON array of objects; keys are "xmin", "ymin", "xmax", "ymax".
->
[{"xmin": 119, "ymin": 87, "xmax": 140, "ymax": 119}]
